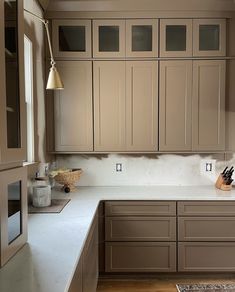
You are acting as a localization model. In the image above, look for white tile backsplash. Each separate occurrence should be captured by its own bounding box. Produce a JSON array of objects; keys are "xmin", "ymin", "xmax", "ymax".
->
[{"xmin": 55, "ymin": 154, "xmax": 234, "ymax": 186}]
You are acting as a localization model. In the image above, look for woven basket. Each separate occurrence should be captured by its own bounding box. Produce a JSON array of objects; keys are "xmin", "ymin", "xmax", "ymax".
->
[{"xmin": 54, "ymin": 169, "xmax": 82, "ymax": 192}]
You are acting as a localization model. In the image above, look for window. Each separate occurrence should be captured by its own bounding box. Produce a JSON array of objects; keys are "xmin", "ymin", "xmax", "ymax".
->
[{"xmin": 24, "ymin": 35, "xmax": 34, "ymax": 162}]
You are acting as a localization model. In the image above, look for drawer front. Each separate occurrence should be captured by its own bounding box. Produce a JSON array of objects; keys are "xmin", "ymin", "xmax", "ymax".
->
[
  {"xmin": 178, "ymin": 242, "xmax": 235, "ymax": 272},
  {"xmin": 105, "ymin": 201, "xmax": 176, "ymax": 216},
  {"xmin": 105, "ymin": 242, "xmax": 176, "ymax": 272},
  {"xmin": 178, "ymin": 217, "xmax": 235, "ymax": 241},
  {"xmin": 178, "ymin": 201, "xmax": 235, "ymax": 216},
  {"xmin": 105, "ymin": 217, "xmax": 176, "ymax": 241}
]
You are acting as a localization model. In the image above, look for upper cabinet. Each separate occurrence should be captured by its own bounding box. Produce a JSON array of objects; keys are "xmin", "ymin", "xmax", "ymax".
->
[
  {"xmin": 93, "ymin": 20, "xmax": 125, "ymax": 58},
  {"xmin": 0, "ymin": 0, "xmax": 26, "ymax": 164},
  {"xmin": 54, "ymin": 61, "xmax": 93, "ymax": 152},
  {"xmin": 52, "ymin": 19, "xmax": 91, "ymax": 58},
  {"xmin": 193, "ymin": 19, "xmax": 226, "ymax": 57},
  {"xmin": 160, "ymin": 19, "xmax": 193, "ymax": 57},
  {"xmin": 126, "ymin": 19, "xmax": 158, "ymax": 57}
]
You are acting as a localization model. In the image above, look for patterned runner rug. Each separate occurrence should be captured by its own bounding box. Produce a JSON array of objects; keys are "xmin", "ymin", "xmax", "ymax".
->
[{"xmin": 176, "ymin": 284, "xmax": 235, "ymax": 292}]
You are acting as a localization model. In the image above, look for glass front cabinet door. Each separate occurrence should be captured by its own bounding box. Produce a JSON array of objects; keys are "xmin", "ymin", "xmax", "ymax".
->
[
  {"xmin": 126, "ymin": 19, "xmax": 158, "ymax": 57},
  {"xmin": 193, "ymin": 19, "xmax": 226, "ymax": 57},
  {"xmin": 0, "ymin": 0, "xmax": 26, "ymax": 165},
  {"xmin": 160, "ymin": 19, "xmax": 193, "ymax": 57},
  {"xmin": 52, "ymin": 20, "xmax": 91, "ymax": 58},
  {"xmin": 0, "ymin": 167, "xmax": 27, "ymax": 267},
  {"xmin": 93, "ymin": 20, "xmax": 125, "ymax": 58}
]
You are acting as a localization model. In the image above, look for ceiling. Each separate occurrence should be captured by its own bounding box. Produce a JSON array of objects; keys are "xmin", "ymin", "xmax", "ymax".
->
[{"xmin": 39, "ymin": 0, "xmax": 235, "ymax": 11}]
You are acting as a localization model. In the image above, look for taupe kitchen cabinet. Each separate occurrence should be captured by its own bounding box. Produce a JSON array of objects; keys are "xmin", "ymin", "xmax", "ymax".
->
[
  {"xmin": 193, "ymin": 19, "xmax": 226, "ymax": 57},
  {"xmin": 82, "ymin": 214, "xmax": 98, "ymax": 292},
  {"xmin": 54, "ymin": 61, "xmax": 93, "ymax": 152},
  {"xmin": 93, "ymin": 61, "xmax": 126, "ymax": 151},
  {"xmin": 104, "ymin": 201, "xmax": 177, "ymax": 273},
  {"xmin": 93, "ymin": 19, "xmax": 125, "ymax": 58},
  {"xmin": 52, "ymin": 19, "xmax": 91, "ymax": 58},
  {"xmin": 159, "ymin": 60, "xmax": 225, "ymax": 151},
  {"xmin": 178, "ymin": 201, "xmax": 235, "ymax": 272},
  {"xmin": 160, "ymin": 19, "xmax": 193, "ymax": 57},
  {"xmin": 94, "ymin": 61, "xmax": 158, "ymax": 152},
  {"xmin": 0, "ymin": 166, "xmax": 27, "ymax": 267},
  {"xmin": 0, "ymin": 0, "xmax": 26, "ymax": 164},
  {"xmin": 159, "ymin": 60, "xmax": 192, "ymax": 151},
  {"xmin": 192, "ymin": 60, "xmax": 225, "ymax": 151},
  {"xmin": 126, "ymin": 19, "xmax": 158, "ymax": 57},
  {"xmin": 68, "ymin": 213, "xmax": 98, "ymax": 292}
]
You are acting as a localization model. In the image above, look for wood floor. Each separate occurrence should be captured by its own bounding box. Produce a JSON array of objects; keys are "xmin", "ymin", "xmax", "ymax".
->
[{"xmin": 97, "ymin": 275, "xmax": 235, "ymax": 292}]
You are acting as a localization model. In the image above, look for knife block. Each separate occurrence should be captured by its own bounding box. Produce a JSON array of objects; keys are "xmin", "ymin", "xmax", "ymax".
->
[{"xmin": 215, "ymin": 174, "xmax": 232, "ymax": 191}]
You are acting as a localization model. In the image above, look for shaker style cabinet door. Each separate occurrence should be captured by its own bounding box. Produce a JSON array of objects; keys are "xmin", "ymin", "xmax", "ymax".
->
[
  {"xmin": 54, "ymin": 61, "xmax": 93, "ymax": 152},
  {"xmin": 126, "ymin": 19, "xmax": 158, "ymax": 57},
  {"xmin": 126, "ymin": 61, "xmax": 158, "ymax": 151},
  {"xmin": 0, "ymin": 0, "xmax": 26, "ymax": 164},
  {"xmin": 52, "ymin": 19, "xmax": 91, "ymax": 58},
  {"xmin": 0, "ymin": 166, "xmax": 27, "ymax": 267},
  {"xmin": 94, "ymin": 61, "xmax": 126, "ymax": 151},
  {"xmin": 192, "ymin": 60, "xmax": 225, "ymax": 151},
  {"xmin": 193, "ymin": 19, "xmax": 226, "ymax": 57},
  {"xmin": 159, "ymin": 61, "xmax": 192, "ymax": 151},
  {"xmin": 160, "ymin": 19, "xmax": 192, "ymax": 57},
  {"xmin": 93, "ymin": 20, "xmax": 125, "ymax": 58}
]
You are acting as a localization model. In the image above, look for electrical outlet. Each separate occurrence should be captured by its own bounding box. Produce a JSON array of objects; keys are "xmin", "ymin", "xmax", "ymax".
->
[
  {"xmin": 116, "ymin": 163, "xmax": 122, "ymax": 172},
  {"xmin": 200, "ymin": 159, "xmax": 216, "ymax": 176}
]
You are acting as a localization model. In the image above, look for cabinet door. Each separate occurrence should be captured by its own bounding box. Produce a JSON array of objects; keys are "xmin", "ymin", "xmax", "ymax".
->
[
  {"xmin": 192, "ymin": 60, "xmax": 225, "ymax": 151},
  {"xmin": 126, "ymin": 19, "xmax": 158, "ymax": 57},
  {"xmin": 93, "ymin": 20, "xmax": 125, "ymax": 58},
  {"xmin": 54, "ymin": 61, "xmax": 93, "ymax": 152},
  {"xmin": 83, "ymin": 216, "xmax": 98, "ymax": 292},
  {"xmin": 105, "ymin": 242, "xmax": 176, "ymax": 272},
  {"xmin": 160, "ymin": 19, "xmax": 192, "ymax": 57},
  {"xmin": 94, "ymin": 61, "xmax": 126, "ymax": 151},
  {"xmin": 159, "ymin": 61, "xmax": 192, "ymax": 151},
  {"xmin": 0, "ymin": 167, "xmax": 27, "ymax": 267},
  {"xmin": 52, "ymin": 19, "xmax": 91, "ymax": 58},
  {"xmin": 178, "ymin": 242, "xmax": 235, "ymax": 272},
  {"xmin": 193, "ymin": 19, "xmax": 226, "ymax": 57},
  {"xmin": 126, "ymin": 61, "xmax": 158, "ymax": 151},
  {"xmin": 0, "ymin": 0, "xmax": 26, "ymax": 164}
]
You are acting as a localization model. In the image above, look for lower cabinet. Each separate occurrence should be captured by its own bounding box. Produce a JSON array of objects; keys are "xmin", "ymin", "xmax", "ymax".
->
[
  {"xmin": 178, "ymin": 242, "xmax": 235, "ymax": 272},
  {"xmin": 105, "ymin": 242, "xmax": 176, "ymax": 272},
  {"xmin": 69, "ymin": 213, "xmax": 98, "ymax": 292},
  {"xmin": 104, "ymin": 201, "xmax": 177, "ymax": 273}
]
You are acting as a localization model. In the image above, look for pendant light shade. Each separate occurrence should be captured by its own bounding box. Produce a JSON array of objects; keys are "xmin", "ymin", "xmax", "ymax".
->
[{"xmin": 46, "ymin": 65, "xmax": 64, "ymax": 90}]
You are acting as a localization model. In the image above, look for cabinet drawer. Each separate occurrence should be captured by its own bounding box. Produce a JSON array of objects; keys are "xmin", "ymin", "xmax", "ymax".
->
[
  {"xmin": 178, "ymin": 201, "xmax": 235, "ymax": 216},
  {"xmin": 105, "ymin": 201, "xmax": 176, "ymax": 216},
  {"xmin": 178, "ymin": 217, "xmax": 235, "ymax": 241},
  {"xmin": 178, "ymin": 242, "xmax": 235, "ymax": 272},
  {"xmin": 105, "ymin": 217, "xmax": 176, "ymax": 241},
  {"xmin": 105, "ymin": 242, "xmax": 176, "ymax": 272}
]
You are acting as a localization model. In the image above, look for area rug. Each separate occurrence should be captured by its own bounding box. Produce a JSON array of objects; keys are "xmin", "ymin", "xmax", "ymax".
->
[
  {"xmin": 176, "ymin": 284, "xmax": 235, "ymax": 292},
  {"xmin": 28, "ymin": 199, "xmax": 70, "ymax": 214}
]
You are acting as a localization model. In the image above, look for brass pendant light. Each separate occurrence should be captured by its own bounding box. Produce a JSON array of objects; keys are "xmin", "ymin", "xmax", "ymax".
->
[{"xmin": 24, "ymin": 10, "xmax": 64, "ymax": 90}]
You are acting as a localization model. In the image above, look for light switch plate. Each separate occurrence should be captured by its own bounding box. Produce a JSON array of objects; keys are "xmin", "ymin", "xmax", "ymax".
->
[{"xmin": 200, "ymin": 159, "xmax": 216, "ymax": 176}]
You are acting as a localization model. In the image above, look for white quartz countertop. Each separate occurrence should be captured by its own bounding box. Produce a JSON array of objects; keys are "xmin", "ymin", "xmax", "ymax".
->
[{"xmin": 1, "ymin": 185, "xmax": 235, "ymax": 292}]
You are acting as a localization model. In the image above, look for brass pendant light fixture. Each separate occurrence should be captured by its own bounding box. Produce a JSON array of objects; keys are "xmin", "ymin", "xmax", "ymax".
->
[{"xmin": 24, "ymin": 9, "xmax": 64, "ymax": 90}]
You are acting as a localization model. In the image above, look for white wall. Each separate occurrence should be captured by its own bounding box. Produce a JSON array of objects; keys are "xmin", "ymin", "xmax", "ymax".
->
[{"xmin": 56, "ymin": 154, "xmax": 234, "ymax": 186}]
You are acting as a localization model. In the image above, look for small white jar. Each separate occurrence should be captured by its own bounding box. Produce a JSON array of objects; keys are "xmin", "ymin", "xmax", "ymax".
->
[{"xmin": 32, "ymin": 185, "xmax": 51, "ymax": 207}]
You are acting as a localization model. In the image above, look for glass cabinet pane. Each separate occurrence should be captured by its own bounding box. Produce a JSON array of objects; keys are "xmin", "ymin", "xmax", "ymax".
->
[
  {"xmin": 8, "ymin": 181, "xmax": 22, "ymax": 244},
  {"xmin": 99, "ymin": 26, "xmax": 119, "ymax": 52},
  {"xmin": 199, "ymin": 25, "xmax": 220, "ymax": 51},
  {"xmin": 59, "ymin": 26, "xmax": 86, "ymax": 52},
  {"xmin": 132, "ymin": 25, "xmax": 152, "ymax": 52},
  {"xmin": 166, "ymin": 25, "xmax": 187, "ymax": 51},
  {"xmin": 4, "ymin": 0, "xmax": 21, "ymax": 149}
]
